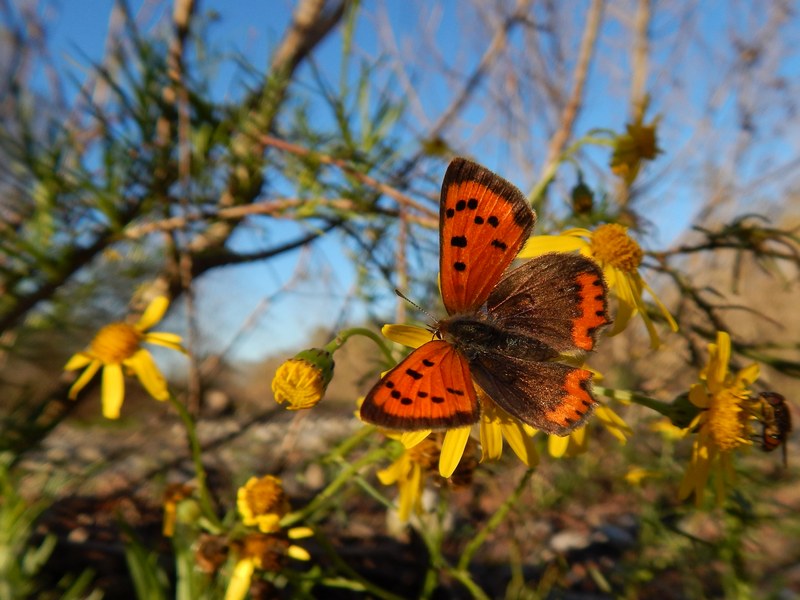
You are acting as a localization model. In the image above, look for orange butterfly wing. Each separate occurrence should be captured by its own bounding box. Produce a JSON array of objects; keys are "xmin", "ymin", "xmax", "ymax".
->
[
  {"xmin": 469, "ymin": 356, "xmax": 597, "ymax": 435},
  {"xmin": 360, "ymin": 340, "xmax": 479, "ymax": 431},
  {"xmin": 439, "ymin": 158, "xmax": 536, "ymax": 315}
]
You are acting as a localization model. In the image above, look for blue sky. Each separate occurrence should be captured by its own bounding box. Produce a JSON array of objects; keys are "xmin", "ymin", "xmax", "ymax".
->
[{"xmin": 24, "ymin": 1, "xmax": 800, "ymax": 361}]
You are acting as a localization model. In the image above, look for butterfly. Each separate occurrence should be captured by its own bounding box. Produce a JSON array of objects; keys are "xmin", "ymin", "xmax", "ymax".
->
[{"xmin": 360, "ymin": 158, "xmax": 610, "ymax": 435}]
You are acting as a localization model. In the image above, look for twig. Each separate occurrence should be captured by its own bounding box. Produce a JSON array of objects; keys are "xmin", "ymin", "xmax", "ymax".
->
[
  {"xmin": 533, "ymin": 0, "xmax": 605, "ymax": 204},
  {"xmin": 260, "ymin": 135, "xmax": 436, "ymax": 218}
]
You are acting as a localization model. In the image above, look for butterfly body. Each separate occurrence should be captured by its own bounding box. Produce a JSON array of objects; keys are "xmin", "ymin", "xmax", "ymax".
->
[
  {"xmin": 360, "ymin": 158, "xmax": 610, "ymax": 436},
  {"xmin": 439, "ymin": 313, "xmax": 558, "ymax": 363}
]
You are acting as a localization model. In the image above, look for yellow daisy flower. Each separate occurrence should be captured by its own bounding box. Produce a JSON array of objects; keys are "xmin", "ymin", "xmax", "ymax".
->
[
  {"xmin": 678, "ymin": 331, "xmax": 760, "ymax": 506},
  {"xmin": 237, "ymin": 475, "xmax": 291, "ymax": 534},
  {"xmin": 272, "ymin": 348, "xmax": 335, "ymax": 410},
  {"xmin": 521, "ymin": 224, "xmax": 678, "ymax": 348},
  {"xmin": 64, "ymin": 296, "xmax": 185, "ymax": 419},
  {"xmin": 226, "ymin": 475, "xmax": 313, "ymax": 600}
]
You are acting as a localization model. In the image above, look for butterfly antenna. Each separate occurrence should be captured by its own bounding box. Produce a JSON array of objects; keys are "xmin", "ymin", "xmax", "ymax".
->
[{"xmin": 394, "ymin": 289, "xmax": 437, "ymax": 322}]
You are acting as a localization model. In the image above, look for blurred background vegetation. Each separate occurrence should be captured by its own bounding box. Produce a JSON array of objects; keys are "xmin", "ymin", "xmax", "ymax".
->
[{"xmin": 1, "ymin": 0, "xmax": 799, "ymax": 598}]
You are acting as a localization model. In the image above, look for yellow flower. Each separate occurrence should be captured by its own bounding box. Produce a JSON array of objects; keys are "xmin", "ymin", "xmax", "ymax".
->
[
  {"xmin": 226, "ymin": 475, "xmax": 313, "ymax": 600},
  {"xmin": 162, "ymin": 483, "xmax": 194, "ymax": 537},
  {"xmin": 381, "ymin": 324, "xmax": 540, "ymax": 475},
  {"xmin": 378, "ymin": 435, "xmax": 479, "ymax": 522},
  {"xmin": 610, "ymin": 116, "xmax": 662, "ymax": 186},
  {"xmin": 64, "ymin": 296, "xmax": 185, "ymax": 419},
  {"xmin": 547, "ymin": 404, "xmax": 632, "ymax": 458},
  {"xmin": 521, "ymin": 224, "xmax": 678, "ymax": 348},
  {"xmin": 237, "ymin": 475, "xmax": 290, "ymax": 533},
  {"xmin": 625, "ymin": 467, "xmax": 662, "ymax": 486},
  {"xmin": 377, "ymin": 438, "xmax": 437, "ymax": 522},
  {"xmin": 224, "ymin": 530, "xmax": 312, "ymax": 600},
  {"xmin": 678, "ymin": 331, "xmax": 760, "ymax": 506},
  {"xmin": 272, "ymin": 348, "xmax": 335, "ymax": 410}
]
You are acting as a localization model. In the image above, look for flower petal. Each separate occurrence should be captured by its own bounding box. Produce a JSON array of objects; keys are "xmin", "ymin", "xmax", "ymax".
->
[
  {"xmin": 640, "ymin": 277, "xmax": 678, "ymax": 332},
  {"xmin": 224, "ymin": 558, "xmax": 255, "ymax": 600},
  {"xmin": 64, "ymin": 352, "xmax": 93, "ymax": 371},
  {"xmin": 688, "ymin": 383, "xmax": 710, "ymax": 409},
  {"xmin": 136, "ymin": 296, "xmax": 170, "ymax": 331},
  {"xmin": 68, "ymin": 359, "xmax": 102, "ymax": 399},
  {"xmin": 399, "ymin": 430, "xmax": 432, "ymax": 449},
  {"xmin": 144, "ymin": 332, "xmax": 186, "ymax": 353},
  {"xmin": 398, "ymin": 462, "xmax": 422, "ymax": 522},
  {"xmin": 595, "ymin": 405, "xmax": 633, "ymax": 443},
  {"xmin": 288, "ymin": 527, "xmax": 314, "ymax": 539},
  {"xmin": 548, "ymin": 433, "xmax": 570, "ymax": 458},
  {"xmin": 287, "ymin": 544, "xmax": 311, "ymax": 561},
  {"xmin": 605, "ymin": 269, "xmax": 638, "ymax": 336},
  {"xmin": 439, "ymin": 427, "xmax": 470, "ymax": 478},
  {"xmin": 101, "ymin": 363, "xmax": 125, "ymax": 419},
  {"xmin": 382, "ymin": 324, "xmax": 432, "ymax": 349},
  {"xmin": 479, "ymin": 417, "xmax": 504, "ymax": 462},
  {"xmin": 126, "ymin": 349, "xmax": 169, "ymax": 401},
  {"xmin": 736, "ymin": 363, "xmax": 760, "ymax": 387},
  {"xmin": 519, "ymin": 234, "xmax": 587, "ymax": 258},
  {"xmin": 500, "ymin": 422, "xmax": 539, "ymax": 467},
  {"xmin": 565, "ymin": 427, "xmax": 589, "ymax": 456},
  {"xmin": 710, "ymin": 332, "xmax": 731, "ymax": 388},
  {"xmin": 377, "ymin": 459, "xmax": 405, "ymax": 485}
]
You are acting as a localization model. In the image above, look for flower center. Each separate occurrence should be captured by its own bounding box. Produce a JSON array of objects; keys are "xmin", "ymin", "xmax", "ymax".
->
[
  {"xmin": 707, "ymin": 388, "xmax": 748, "ymax": 452},
  {"xmin": 590, "ymin": 224, "xmax": 643, "ymax": 272},
  {"xmin": 241, "ymin": 533, "xmax": 289, "ymax": 571},
  {"xmin": 241, "ymin": 476, "xmax": 288, "ymax": 520},
  {"xmin": 408, "ymin": 438, "xmax": 440, "ymax": 472},
  {"xmin": 90, "ymin": 323, "xmax": 143, "ymax": 364}
]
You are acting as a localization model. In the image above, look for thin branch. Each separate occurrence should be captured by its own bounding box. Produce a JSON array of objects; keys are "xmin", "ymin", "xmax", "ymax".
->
[
  {"xmin": 189, "ymin": 219, "xmax": 342, "ymax": 273},
  {"xmin": 534, "ymin": 0, "xmax": 605, "ymax": 202},
  {"xmin": 260, "ymin": 135, "xmax": 436, "ymax": 218}
]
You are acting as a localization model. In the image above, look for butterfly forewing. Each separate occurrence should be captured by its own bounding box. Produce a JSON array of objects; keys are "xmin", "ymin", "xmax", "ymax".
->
[
  {"xmin": 487, "ymin": 253, "xmax": 610, "ymax": 355},
  {"xmin": 360, "ymin": 340, "xmax": 480, "ymax": 431},
  {"xmin": 469, "ymin": 354, "xmax": 596, "ymax": 435},
  {"xmin": 440, "ymin": 158, "xmax": 535, "ymax": 315}
]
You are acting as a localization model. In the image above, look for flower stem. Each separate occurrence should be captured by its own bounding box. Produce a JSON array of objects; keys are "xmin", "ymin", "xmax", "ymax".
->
[
  {"xmin": 457, "ymin": 468, "xmax": 534, "ymax": 572},
  {"xmin": 167, "ymin": 394, "xmax": 220, "ymax": 528},
  {"xmin": 325, "ymin": 327, "xmax": 395, "ymax": 363},
  {"xmin": 593, "ymin": 385, "xmax": 673, "ymax": 417},
  {"xmin": 281, "ymin": 444, "xmax": 390, "ymax": 527}
]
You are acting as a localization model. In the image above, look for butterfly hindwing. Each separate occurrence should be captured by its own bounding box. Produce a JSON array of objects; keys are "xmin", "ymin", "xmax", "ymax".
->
[
  {"xmin": 360, "ymin": 340, "xmax": 480, "ymax": 431},
  {"xmin": 439, "ymin": 158, "xmax": 536, "ymax": 315},
  {"xmin": 468, "ymin": 353, "xmax": 597, "ymax": 435},
  {"xmin": 487, "ymin": 253, "xmax": 610, "ymax": 355}
]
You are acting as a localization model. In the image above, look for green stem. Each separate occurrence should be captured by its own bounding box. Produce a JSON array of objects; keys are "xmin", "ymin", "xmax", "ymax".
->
[
  {"xmin": 325, "ymin": 327, "xmax": 396, "ymax": 363},
  {"xmin": 167, "ymin": 394, "xmax": 220, "ymax": 528},
  {"xmin": 457, "ymin": 468, "xmax": 534, "ymax": 571},
  {"xmin": 313, "ymin": 533, "xmax": 406, "ymax": 600},
  {"xmin": 529, "ymin": 136, "xmax": 613, "ymax": 206},
  {"xmin": 324, "ymin": 424, "xmax": 376, "ymax": 462},
  {"xmin": 447, "ymin": 570, "xmax": 491, "ymax": 600},
  {"xmin": 281, "ymin": 444, "xmax": 390, "ymax": 527},
  {"xmin": 593, "ymin": 385, "xmax": 674, "ymax": 418}
]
